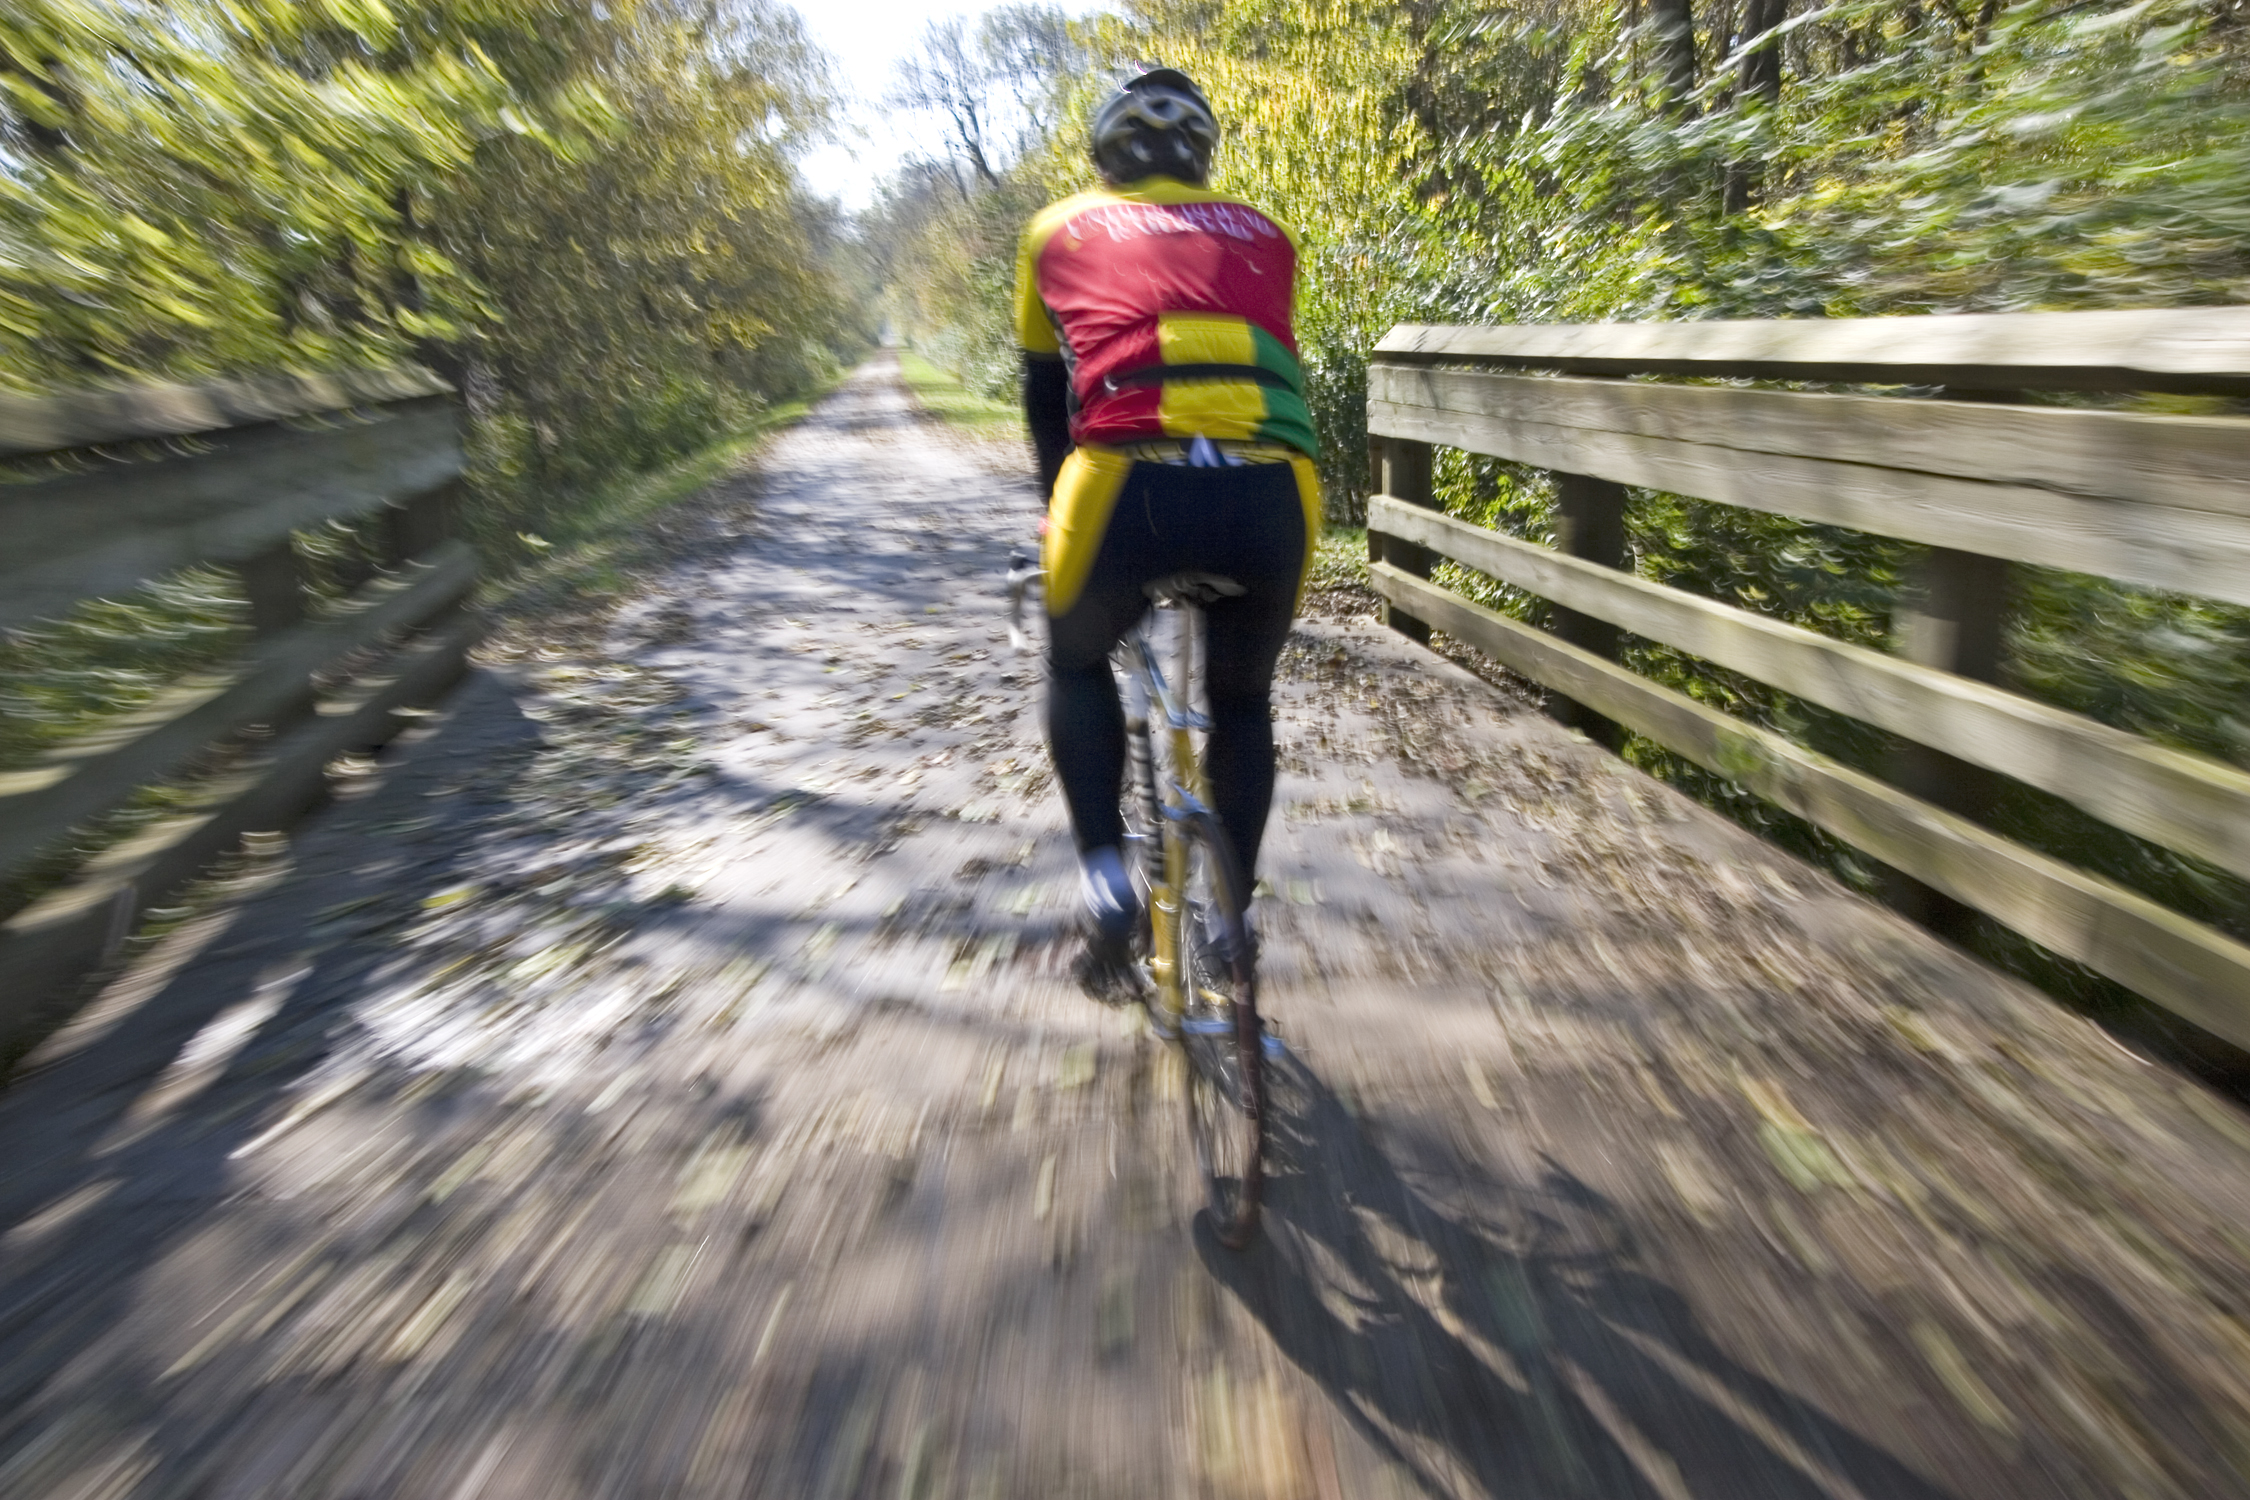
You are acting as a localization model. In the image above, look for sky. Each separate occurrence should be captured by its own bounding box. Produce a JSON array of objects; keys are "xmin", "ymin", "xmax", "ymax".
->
[{"xmin": 792, "ymin": 0, "xmax": 1111, "ymax": 213}]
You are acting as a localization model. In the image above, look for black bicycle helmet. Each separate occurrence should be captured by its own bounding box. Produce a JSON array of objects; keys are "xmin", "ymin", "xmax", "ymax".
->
[{"xmin": 1090, "ymin": 67, "xmax": 1219, "ymax": 186}]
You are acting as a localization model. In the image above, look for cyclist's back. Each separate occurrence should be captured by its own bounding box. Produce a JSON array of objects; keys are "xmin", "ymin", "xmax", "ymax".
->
[{"xmin": 1014, "ymin": 69, "xmax": 1321, "ymax": 998}]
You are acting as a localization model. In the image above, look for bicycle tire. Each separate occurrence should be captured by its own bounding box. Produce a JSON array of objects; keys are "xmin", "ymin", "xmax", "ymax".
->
[{"xmin": 1175, "ymin": 811, "xmax": 1264, "ymax": 1249}]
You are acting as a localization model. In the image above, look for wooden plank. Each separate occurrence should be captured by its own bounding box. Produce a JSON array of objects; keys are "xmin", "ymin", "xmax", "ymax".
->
[
  {"xmin": 1367, "ymin": 364, "xmax": 2250, "ymax": 521},
  {"xmin": 0, "ymin": 615, "xmax": 479, "ymax": 1042},
  {"xmin": 238, "ymin": 539, "xmax": 309, "ymax": 637},
  {"xmin": 1369, "ymin": 498, "xmax": 2250, "ymax": 883},
  {"xmin": 1374, "ymin": 438, "xmax": 1436, "ymax": 644},
  {"xmin": 1374, "ymin": 309, "xmax": 2250, "ymax": 393},
  {"xmin": 1550, "ymin": 470, "xmax": 1628, "ymax": 746},
  {"xmin": 0, "ymin": 542, "xmax": 478, "ymax": 881},
  {"xmin": 385, "ymin": 481, "xmax": 457, "ymax": 567},
  {"xmin": 0, "ymin": 366, "xmax": 450, "ymax": 458},
  {"xmin": 0, "ymin": 399, "xmax": 461, "ymax": 631},
  {"xmin": 1370, "ymin": 561, "xmax": 2250, "ymax": 1048},
  {"xmin": 1888, "ymin": 546, "xmax": 2013, "ymax": 931},
  {"xmin": 1366, "ymin": 383, "xmax": 2250, "ymax": 607}
]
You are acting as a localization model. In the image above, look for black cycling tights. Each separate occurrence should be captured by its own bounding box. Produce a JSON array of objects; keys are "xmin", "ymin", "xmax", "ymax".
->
[{"xmin": 1045, "ymin": 459, "xmax": 1308, "ymax": 881}]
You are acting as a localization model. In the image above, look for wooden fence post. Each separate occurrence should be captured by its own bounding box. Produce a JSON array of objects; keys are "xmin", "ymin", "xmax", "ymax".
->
[
  {"xmin": 234, "ymin": 539, "xmax": 315, "ymax": 744},
  {"xmin": 1550, "ymin": 471, "xmax": 1629, "ymax": 748},
  {"xmin": 1374, "ymin": 437, "xmax": 1436, "ymax": 644},
  {"xmin": 1886, "ymin": 544, "xmax": 2012, "ymax": 933},
  {"xmin": 1887, "ymin": 382, "xmax": 2019, "ymax": 934},
  {"xmin": 237, "ymin": 538, "xmax": 307, "ymax": 637},
  {"xmin": 386, "ymin": 480, "xmax": 456, "ymax": 567}
]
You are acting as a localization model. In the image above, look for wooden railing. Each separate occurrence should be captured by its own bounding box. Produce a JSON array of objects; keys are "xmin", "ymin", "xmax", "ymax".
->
[
  {"xmin": 0, "ymin": 368, "xmax": 476, "ymax": 1037},
  {"xmin": 1365, "ymin": 308, "xmax": 2250, "ymax": 1048}
]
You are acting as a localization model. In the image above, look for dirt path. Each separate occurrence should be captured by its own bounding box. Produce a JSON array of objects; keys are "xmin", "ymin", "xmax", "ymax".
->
[{"xmin": 6, "ymin": 356, "xmax": 2250, "ymax": 1498}]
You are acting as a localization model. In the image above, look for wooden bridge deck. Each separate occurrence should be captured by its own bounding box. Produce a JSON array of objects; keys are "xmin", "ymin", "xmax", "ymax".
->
[{"xmin": 4, "ymin": 356, "xmax": 2249, "ymax": 1499}]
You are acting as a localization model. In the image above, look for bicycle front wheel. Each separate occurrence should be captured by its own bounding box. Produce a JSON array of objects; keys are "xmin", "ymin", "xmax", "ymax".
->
[{"xmin": 1175, "ymin": 812, "xmax": 1264, "ymax": 1249}]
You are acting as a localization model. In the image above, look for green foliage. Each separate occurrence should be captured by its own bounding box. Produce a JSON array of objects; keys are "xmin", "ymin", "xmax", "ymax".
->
[
  {"xmin": 1, "ymin": 1, "xmax": 591, "ymax": 385},
  {"xmin": 0, "ymin": 570, "xmax": 247, "ymax": 773},
  {"xmin": 2, "ymin": 0, "xmax": 864, "ymax": 556},
  {"xmin": 1432, "ymin": 0, "xmax": 2250, "ymax": 321},
  {"xmin": 445, "ymin": 3, "xmax": 865, "ymax": 555},
  {"xmin": 896, "ymin": 349, "xmax": 1025, "ymax": 432}
]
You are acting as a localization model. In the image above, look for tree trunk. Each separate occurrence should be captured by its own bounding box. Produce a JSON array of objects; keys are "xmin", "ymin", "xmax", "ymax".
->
[
  {"xmin": 1740, "ymin": 0, "xmax": 1787, "ymax": 103},
  {"xmin": 1649, "ymin": 0, "xmax": 1699, "ymax": 113},
  {"xmin": 1722, "ymin": 0, "xmax": 1787, "ymax": 214}
]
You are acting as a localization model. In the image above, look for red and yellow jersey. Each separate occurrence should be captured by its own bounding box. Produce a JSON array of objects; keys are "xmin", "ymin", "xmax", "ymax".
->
[{"xmin": 1013, "ymin": 178, "xmax": 1318, "ymax": 458}]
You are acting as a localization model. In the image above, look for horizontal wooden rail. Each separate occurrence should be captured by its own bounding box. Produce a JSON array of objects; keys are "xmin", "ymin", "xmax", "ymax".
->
[
  {"xmin": 0, "ymin": 542, "xmax": 477, "ymax": 877},
  {"xmin": 1367, "ymin": 305, "xmax": 2250, "ymax": 1038},
  {"xmin": 0, "ymin": 365, "xmax": 450, "ymax": 458},
  {"xmin": 0, "ymin": 616, "xmax": 479, "ymax": 1028},
  {"xmin": 1367, "ymin": 364, "xmax": 2250, "ymax": 605},
  {"xmin": 1369, "ymin": 497, "xmax": 2250, "ymax": 883},
  {"xmin": 0, "ymin": 398, "xmax": 461, "ymax": 632},
  {"xmin": 1372, "ymin": 562, "xmax": 2250, "ymax": 1049},
  {"xmin": 1375, "ymin": 308, "xmax": 2250, "ymax": 393},
  {"xmin": 0, "ymin": 365, "xmax": 472, "ymax": 1040},
  {"xmin": 1369, "ymin": 365, "xmax": 2249, "ymax": 519}
]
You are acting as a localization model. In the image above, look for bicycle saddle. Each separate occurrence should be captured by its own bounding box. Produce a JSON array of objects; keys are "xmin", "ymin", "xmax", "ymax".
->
[{"xmin": 1145, "ymin": 571, "xmax": 1245, "ymax": 606}]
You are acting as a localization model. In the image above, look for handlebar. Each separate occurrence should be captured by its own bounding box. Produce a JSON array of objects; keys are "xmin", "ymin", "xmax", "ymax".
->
[{"xmin": 1006, "ymin": 550, "xmax": 1044, "ymax": 656}]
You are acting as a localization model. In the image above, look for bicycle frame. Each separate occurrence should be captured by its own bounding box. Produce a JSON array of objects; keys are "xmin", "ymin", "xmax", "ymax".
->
[
  {"xmin": 1007, "ymin": 551, "xmax": 1265, "ymax": 1245},
  {"xmin": 1007, "ymin": 554, "xmax": 1210, "ymax": 1029},
  {"xmin": 1116, "ymin": 608, "xmax": 1211, "ymax": 1030}
]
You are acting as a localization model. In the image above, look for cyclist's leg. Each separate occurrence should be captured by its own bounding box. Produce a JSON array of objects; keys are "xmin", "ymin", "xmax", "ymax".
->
[
  {"xmin": 1198, "ymin": 460, "xmax": 1316, "ymax": 882},
  {"xmin": 1043, "ymin": 450, "xmax": 1158, "ymax": 859},
  {"xmin": 1043, "ymin": 450, "xmax": 1169, "ymax": 991},
  {"xmin": 1046, "ymin": 617, "xmax": 1141, "ymax": 853}
]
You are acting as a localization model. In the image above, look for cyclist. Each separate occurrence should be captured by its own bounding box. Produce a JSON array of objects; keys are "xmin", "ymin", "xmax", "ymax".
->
[{"xmin": 1014, "ymin": 67, "xmax": 1323, "ymax": 998}]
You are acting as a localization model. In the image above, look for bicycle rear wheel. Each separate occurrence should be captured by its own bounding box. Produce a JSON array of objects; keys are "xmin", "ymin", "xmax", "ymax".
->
[{"xmin": 1175, "ymin": 813, "xmax": 1264, "ymax": 1249}]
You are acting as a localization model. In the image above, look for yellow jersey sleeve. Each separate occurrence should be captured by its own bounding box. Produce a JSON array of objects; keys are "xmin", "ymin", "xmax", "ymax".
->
[{"xmin": 1014, "ymin": 221, "xmax": 1062, "ymax": 355}]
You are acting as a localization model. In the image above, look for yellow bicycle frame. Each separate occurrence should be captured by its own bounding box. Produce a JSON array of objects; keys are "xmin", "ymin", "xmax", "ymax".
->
[
  {"xmin": 1134, "ymin": 610, "xmax": 1211, "ymax": 1032},
  {"xmin": 1006, "ymin": 552, "xmax": 1218, "ymax": 1033}
]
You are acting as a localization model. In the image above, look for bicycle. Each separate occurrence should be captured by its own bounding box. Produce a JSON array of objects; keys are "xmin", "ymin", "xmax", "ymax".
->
[{"xmin": 1008, "ymin": 552, "xmax": 1268, "ymax": 1248}]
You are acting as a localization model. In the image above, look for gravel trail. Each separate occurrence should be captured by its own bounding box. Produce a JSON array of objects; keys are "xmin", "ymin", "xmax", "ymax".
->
[{"xmin": 5, "ymin": 356, "xmax": 2250, "ymax": 1498}]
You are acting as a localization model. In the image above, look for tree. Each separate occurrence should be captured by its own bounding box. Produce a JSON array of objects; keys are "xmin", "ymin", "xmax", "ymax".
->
[
  {"xmin": 980, "ymin": 4, "xmax": 1089, "ymax": 148},
  {"xmin": 2, "ymin": 0, "xmax": 861, "ymax": 553},
  {"xmin": 1720, "ymin": 0, "xmax": 1786, "ymax": 212},
  {"xmin": 891, "ymin": 19, "xmax": 1009, "ymax": 192}
]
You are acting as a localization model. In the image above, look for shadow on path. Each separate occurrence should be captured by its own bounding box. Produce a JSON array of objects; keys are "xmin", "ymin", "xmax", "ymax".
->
[
  {"xmin": 0, "ymin": 672, "xmax": 552, "ymax": 1424},
  {"xmin": 1199, "ymin": 1052, "xmax": 1957, "ymax": 1499}
]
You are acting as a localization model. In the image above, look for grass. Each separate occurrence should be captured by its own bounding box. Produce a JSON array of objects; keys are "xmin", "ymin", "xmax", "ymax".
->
[
  {"xmin": 895, "ymin": 348, "xmax": 1023, "ymax": 433},
  {"xmin": 478, "ymin": 371, "xmax": 849, "ymax": 615}
]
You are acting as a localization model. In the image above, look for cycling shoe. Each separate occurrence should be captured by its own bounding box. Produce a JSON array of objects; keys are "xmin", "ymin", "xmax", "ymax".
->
[{"xmin": 1072, "ymin": 925, "xmax": 1144, "ymax": 1006}]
